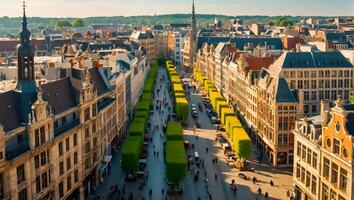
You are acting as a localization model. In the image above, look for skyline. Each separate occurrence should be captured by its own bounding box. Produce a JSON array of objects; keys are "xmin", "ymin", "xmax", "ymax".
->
[{"xmin": 0, "ymin": 0, "xmax": 353, "ymax": 18}]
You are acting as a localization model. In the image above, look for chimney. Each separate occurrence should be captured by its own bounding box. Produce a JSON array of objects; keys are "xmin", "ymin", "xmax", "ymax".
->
[{"xmin": 321, "ymin": 99, "xmax": 330, "ymax": 125}]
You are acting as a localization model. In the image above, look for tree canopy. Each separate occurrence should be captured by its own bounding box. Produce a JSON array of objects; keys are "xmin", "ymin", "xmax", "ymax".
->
[
  {"xmin": 55, "ymin": 20, "xmax": 72, "ymax": 28},
  {"xmin": 275, "ymin": 17, "xmax": 294, "ymax": 27},
  {"xmin": 72, "ymin": 18, "xmax": 85, "ymax": 27}
]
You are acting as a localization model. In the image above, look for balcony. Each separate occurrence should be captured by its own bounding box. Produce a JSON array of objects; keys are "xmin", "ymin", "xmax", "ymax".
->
[{"xmin": 54, "ymin": 119, "xmax": 80, "ymax": 137}]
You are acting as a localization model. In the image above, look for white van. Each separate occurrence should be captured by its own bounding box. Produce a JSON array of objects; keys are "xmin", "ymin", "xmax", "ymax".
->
[{"xmin": 194, "ymin": 151, "xmax": 200, "ymax": 166}]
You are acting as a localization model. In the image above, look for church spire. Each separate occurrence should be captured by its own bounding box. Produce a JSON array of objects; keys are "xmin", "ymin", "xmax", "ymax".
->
[
  {"xmin": 16, "ymin": 0, "xmax": 35, "ymax": 86},
  {"xmin": 192, "ymin": 0, "xmax": 196, "ymax": 31}
]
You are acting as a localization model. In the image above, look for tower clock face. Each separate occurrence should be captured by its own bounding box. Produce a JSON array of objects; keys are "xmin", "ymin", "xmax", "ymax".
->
[{"xmin": 335, "ymin": 122, "xmax": 340, "ymax": 133}]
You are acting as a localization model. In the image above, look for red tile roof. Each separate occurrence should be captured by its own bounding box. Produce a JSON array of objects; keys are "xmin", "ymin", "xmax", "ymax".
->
[
  {"xmin": 245, "ymin": 57, "xmax": 274, "ymax": 72},
  {"xmin": 0, "ymin": 39, "xmax": 47, "ymax": 52}
]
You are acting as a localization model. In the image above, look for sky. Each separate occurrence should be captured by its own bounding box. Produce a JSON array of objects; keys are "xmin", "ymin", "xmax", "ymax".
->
[{"xmin": 0, "ymin": 0, "xmax": 353, "ymax": 17}]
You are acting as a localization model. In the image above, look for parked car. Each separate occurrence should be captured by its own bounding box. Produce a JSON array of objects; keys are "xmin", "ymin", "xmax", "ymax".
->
[
  {"xmin": 211, "ymin": 116, "xmax": 218, "ymax": 124},
  {"xmin": 192, "ymin": 110, "xmax": 198, "ymax": 119}
]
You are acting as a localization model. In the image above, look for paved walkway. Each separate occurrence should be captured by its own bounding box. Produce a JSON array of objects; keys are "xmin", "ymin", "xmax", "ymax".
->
[
  {"xmin": 95, "ymin": 67, "xmax": 293, "ymax": 200},
  {"xmin": 95, "ymin": 66, "xmax": 171, "ymax": 200},
  {"xmin": 181, "ymin": 84, "xmax": 293, "ymax": 200}
]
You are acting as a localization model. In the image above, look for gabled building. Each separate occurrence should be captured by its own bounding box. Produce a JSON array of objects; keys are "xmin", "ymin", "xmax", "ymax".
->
[
  {"xmin": 293, "ymin": 98, "xmax": 354, "ymax": 200},
  {"xmin": 0, "ymin": 5, "xmax": 126, "ymax": 200}
]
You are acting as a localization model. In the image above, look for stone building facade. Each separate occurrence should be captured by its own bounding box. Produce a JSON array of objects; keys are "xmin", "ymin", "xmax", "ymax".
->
[
  {"xmin": 293, "ymin": 99, "xmax": 354, "ymax": 200},
  {"xmin": 0, "ymin": 7, "xmax": 127, "ymax": 200}
]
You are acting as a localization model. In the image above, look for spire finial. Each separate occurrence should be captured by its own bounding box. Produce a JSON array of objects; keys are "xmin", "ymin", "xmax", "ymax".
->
[
  {"xmin": 21, "ymin": 0, "xmax": 28, "ymax": 31},
  {"xmin": 22, "ymin": 0, "xmax": 26, "ymax": 14}
]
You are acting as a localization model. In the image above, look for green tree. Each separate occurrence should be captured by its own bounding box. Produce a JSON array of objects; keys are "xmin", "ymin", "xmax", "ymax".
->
[
  {"xmin": 280, "ymin": 20, "xmax": 294, "ymax": 27},
  {"xmin": 55, "ymin": 20, "xmax": 72, "ymax": 28},
  {"xmin": 275, "ymin": 17, "xmax": 287, "ymax": 26},
  {"xmin": 268, "ymin": 21, "xmax": 275, "ymax": 26},
  {"xmin": 72, "ymin": 18, "xmax": 85, "ymax": 27}
]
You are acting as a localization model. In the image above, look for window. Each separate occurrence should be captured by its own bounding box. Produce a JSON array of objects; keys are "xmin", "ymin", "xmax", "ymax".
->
[
  {"xmin": 331, "ymin": 80, "xmax": 337, "ymax": 88},
  {"xmin": 84, "ymin": 108, "xmax": 90, "ymax": 121},
  {"xmin": 297, "ymin": 80, "xmax": 303, "ymax": 89},
  {"xmin": 339, "ymin": 168, "xmax": 347, "ymax": 191},
  {"xmin": 311, "ymin": 80, "xmax": 317, "ymax": 89},
  {"xmin": 18, "ymin": 188, "xmax": 27, "ymax": 200},
  {"xmin": 311, "ymin": 71, "xmax": 316, "ymax": 78},
  {"xmin": 67, "ymin": 175, "xmax": 71, "ymax": 191},
  {"xmin": 325, "ymin": 70, "xmax": 330, "ymax": 77},
  {"xmin": 330, "ymin": 190, "xmax": 337, "ymax": 200},
  {"xmin": 319, "ymin": 80, "xmax": 324, "ymax": 88},
  {"xmin": 35, "ymin": 176, "xmax": 41, "ymax": 193},
  {"xmin": 66, "ymin": 157, "xmax": 71, "ymax": 171},
  {"xmin": 74, "ymin": 170, "xmax": 79, "ymax": 183},
  {"xmin": 66, "ymin": 138, "xmax": 70, "ymax": 152},
  {"xmin": 73, "ymin": 134, "xmax": 77, "ymax": 146},
  {"xmin": 307, "ymin": 149, "xmax": 312, "ymax": 164},
  {"xmin": 311, "ymin": 91, "xmax": 317, "ymax": 101},
  {"xmin": 312, "ymin": 152, "xmax": 317, "ymax": 168},
  {"xmin": 296, "ymin": 163, "xmax": 301, "ymax": 179},
  {"xmin": 40, "ymin": 127, "xmax": 45, "ymax": 145},
  {"xmin": 331, "ymin": 163, "xmax": 338, "ymax": 184},
  {"xmin": 34, "ymin": 155, "xmax": 40, "ymax": 169},
  {"xmin": 92, "ymin": 123, "xmax": 96, "ymax": 133},
  {"xmin": 61, "ymin": 117, "xmax": 66, "ymax": 125},
  {"xmin": 17, "ymin": 134, "xmax": 23, "ymax": 144},
  {"xmin": 17, "ymin": 164, "xmax": 25, "ymax": 185},
  {"xmin": 85, "ymin": 142, "xmax": 91, "ymax": 153},
  {"xmin": 40, "ymin": 151, "xmax": 47, "ymax": 166},
  {"xmin": 85, "ymin": 127, "xmax": 90, "ymax": 139},
  {"xmin": 59, "ymin": 162, "xmax": 64, "ymax": 175},
  {"xmin": 74, "ymin": 152, "xmax": 78, "ymax": 165},
  {"xmin": 306, "ymin": 171, "xmax": 311, "ymax": 187},
  {"xmin": 311, "ymin": 175, "xmax": 317, "ymax": 194},
  {"xmin": 322, "ymin": 183, "xmax": 329, "ymax": 200},
  {"xmin": 323, "ymin": 157, "xmax": 330, "ymax": 179},
  {"xmin": 297, "ymin": 142, "xmax": 301, "ymax": 157},
  {"xmin": 301, "ymin": 167, "xmax": 305, "ymax": 183},
  {"xmin": 93, "ymin": 137, "xmax": 97, "ymax": 147},
  {"xmin": 304, "ymin": 80, "xmax": 309, "ymax": 89},
  {"xmin": 304, "ymin": 91, "xmax": 310, "ymax": 101},
  {"xmin": 35, "ymin": 129, "xmax": 40, "ymax": 147},
  {"xmin": 333, "ymin": 138, "xmax": 340, "ymax": 154},
  {"xmin": 85, "ymin": 158, "xmax": 90, "ymax": 169},
  {"xmin": 59, "ymin": 182, "xmax": 64, "ymax": 198},
  {"xmin": 41, "ymin": 172, "xmax": 48, "ymax": 188},
  {"xmin": 302, "ymin": 144, "xmax": 307, "ymax": 160},
  {"xmin": 58, "ymin": 142, "xmax": 63, "ymax": 156},
  {"xmin": 312, "ymin": 105, "xmax": 317, "ymax": 113}
]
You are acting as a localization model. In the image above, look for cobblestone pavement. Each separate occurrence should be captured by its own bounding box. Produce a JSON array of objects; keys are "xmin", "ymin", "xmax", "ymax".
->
[{"xmin": 95, "ymin": 67, "xmax": 293, "ymax": 200}]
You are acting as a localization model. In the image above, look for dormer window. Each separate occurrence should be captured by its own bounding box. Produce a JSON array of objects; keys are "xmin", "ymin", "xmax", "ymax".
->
[{"xmin": 333, "ymin": 138, "xmax": 340, "ymax": 155}]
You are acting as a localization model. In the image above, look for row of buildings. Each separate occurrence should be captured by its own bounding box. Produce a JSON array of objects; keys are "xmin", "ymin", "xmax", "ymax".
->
[
  {"xmin": 188, "ymin": 10, "xmax": 354, "ymax": 200},
  {"xmin": 0, "ymin": 7, "xmax": 151, "ymax": 200}
]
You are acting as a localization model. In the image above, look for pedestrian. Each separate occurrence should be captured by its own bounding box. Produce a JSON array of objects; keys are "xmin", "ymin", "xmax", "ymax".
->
[
  {"xmin": 253, "ymin": 176, "xmax": 257, "ymax": 184},
  {"xmin": 129, "ymin": 192, "xmax": 133, "ymax": 199},
  {"xmin": 206, "ymin": 147, "xmax": 208, "ymax": 153},
  {"xmin": 214, "ymin": 173, "xmax": 217, "ymax": 181},
  {"xmin": 149, "ymin": 189, "xmax": 153, "ymax": 197},
  {"xmin": 270, "ymin": 180, "xmax": 274, "ymax": 186},
  {"xmin": 161, "ymin": 188, "xmax": 164, "ymax": 194},
  {"xmin": 215, "ymin": 157, "xmax": 218, "ymax": 164},
  {"xmin": 257, "ymin": 188, "xmax": 262, "ymax": 195},
  {"xmin": 157, "ymin": 151, "xmax": 159, "ymax": 158},
  {"xmin": 154, "ymin": 151, "xmax": 156, "ymax": 157},
  {"xmin": 264, "ymin": 192, "xmax": 269, "ymax": 199}
]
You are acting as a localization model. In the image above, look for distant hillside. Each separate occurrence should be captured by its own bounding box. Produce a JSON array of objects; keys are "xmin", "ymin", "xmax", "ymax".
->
[{"xmin": 0, "ymin": 14, "xmax": 350, "ymax": 35}]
